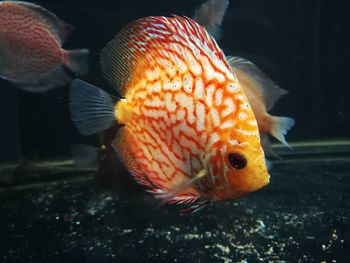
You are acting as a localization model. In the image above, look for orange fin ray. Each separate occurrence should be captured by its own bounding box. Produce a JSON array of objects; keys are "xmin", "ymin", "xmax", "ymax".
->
[
  {"xmin": 179, "ymin": 199, "xmax": 210, "ymax": 214},
  {"xmin": 156, "ymin": 169, "xmax": 207, "ymax": 206}
]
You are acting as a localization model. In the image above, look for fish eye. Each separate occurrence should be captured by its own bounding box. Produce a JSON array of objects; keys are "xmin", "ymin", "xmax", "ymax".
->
[{"xmin": 228, "ymin": 152, "xmax": 247, "ymax": 170}]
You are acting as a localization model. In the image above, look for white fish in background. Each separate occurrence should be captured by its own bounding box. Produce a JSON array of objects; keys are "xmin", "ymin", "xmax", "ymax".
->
[{"xmin": 193, "ymin": 0, "xmax": 229, "ymax": 40}]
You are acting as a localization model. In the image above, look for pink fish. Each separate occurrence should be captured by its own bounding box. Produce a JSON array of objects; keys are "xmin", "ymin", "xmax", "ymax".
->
[{"xmin": 0, "ymin": 1, "xmax": 89, "ymax": 92}]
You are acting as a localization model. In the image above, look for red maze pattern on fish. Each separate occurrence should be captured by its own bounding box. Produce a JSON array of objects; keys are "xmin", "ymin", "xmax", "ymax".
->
[
  {"xmin": 118, "ymin": 16, "xmax": 259, "ymax": 200},
  {"xmin": 0, "ymin": 3, "xmax": 63, "ymax": 77}
]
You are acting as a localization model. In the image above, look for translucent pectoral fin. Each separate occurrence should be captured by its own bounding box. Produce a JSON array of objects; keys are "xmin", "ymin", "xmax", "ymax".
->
[
  {"xmin": 156, "ymin": 169, "xmax": 207, "ymax": 206},
  {"xmin": 271, "ymin": 116, "xmax": 295, "ymax": 148},
  {"xmin": 180, "ymin": 199, "xmax": 210, "ymax": 214}
]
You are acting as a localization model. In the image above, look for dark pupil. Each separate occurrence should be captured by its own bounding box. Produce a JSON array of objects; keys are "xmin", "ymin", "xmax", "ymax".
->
[{"xmin": 228, "ymin": 153, "xmax": 247, "ymax": 169}]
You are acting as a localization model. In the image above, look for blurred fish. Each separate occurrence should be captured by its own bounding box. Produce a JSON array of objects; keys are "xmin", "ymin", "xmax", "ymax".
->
[
  {"xmin": 97, "ymin": 148, "xmax": 148, "ymax": 200},
  {"xmin": 193, "ymin": 0, "xmax": 229, "ymax": 40},
  {"xmin": 70, "ymin": 16, "xmax": 269, "ymax": 212},
  {"xmin": 71, "ymin": 144, "xmax": 99, "ymax": 169},
  {"xmin": 0, "ymin": 1, "xmax": 89, "ymax": 92},
  {"xmin": 228, "ymin": 56, "xmax": 295, "ymax": 157}
]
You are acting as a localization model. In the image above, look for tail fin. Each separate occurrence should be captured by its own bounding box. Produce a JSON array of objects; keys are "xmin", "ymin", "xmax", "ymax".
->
[
  {"xmin": 66, "ymin": 49, "xmax": 89, "ymax": 76},
  {"xmin": 271, "ymin": 116, "xmax": 295, "ymax": 148},
  {"xmin": 70, "ymin": 79, "xmax": 115, "ymax": 136}
]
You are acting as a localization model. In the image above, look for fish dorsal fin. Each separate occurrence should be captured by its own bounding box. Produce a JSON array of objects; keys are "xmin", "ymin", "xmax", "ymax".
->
[
  {"xmin": 13, "ymin": 1, "xmax": 73, "ymax": 43},
  {"xmin": 101, "ymin": 15, "xmax": 229, "ymax": 96},
  {"xmin": 193, "ymin": 0, "xmax": 229, "ymax": 40},
  {"xmin": 228, "ymin": 56, "xmax": 287, "ymax": 111}
]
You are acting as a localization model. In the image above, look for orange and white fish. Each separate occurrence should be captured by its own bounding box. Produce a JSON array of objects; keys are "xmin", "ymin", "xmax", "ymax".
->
[
  {"xmin": 0, "ymin": 1, "xmax": 89, "ymax": 92},
  {"xmin": 70, "ymin": 16, "xmax": 269, "ymax": 212},
  {"xmin": 228, "ymin": 57, "xmax": 295, "ymax": 157}
]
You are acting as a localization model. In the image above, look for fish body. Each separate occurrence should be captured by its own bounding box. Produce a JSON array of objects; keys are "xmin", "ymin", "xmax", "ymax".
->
[
  {"xmin": 70, "ymin": 16, "xmax": 269, "ymax": 210},
  {"xmin": 0, "ymin": 1, "xmax": 88, "ymax": 92}
]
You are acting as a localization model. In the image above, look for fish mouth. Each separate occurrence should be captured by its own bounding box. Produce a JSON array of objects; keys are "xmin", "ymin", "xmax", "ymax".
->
[{"xmin": 246, "ymin": 171, "xmax": 270, "ymax": 193}]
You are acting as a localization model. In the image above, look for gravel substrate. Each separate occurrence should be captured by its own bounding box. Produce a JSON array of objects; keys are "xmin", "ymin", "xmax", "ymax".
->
[{"xmin": 0, "ymin": 158, "xmax": 349, "ymax": 262}]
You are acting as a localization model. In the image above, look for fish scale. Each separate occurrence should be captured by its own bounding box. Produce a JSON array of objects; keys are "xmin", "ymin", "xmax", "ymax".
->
[
  {"xmin": 114, "ymin": 20, "xmax": 258, "ymax": 200},
  {"xmin": 117, "ymin": 41, "xmax": 256, "ymax": 201},
  {"xmin": 0, "ymin": 1, "xmax": 88, "ymax": 92}
]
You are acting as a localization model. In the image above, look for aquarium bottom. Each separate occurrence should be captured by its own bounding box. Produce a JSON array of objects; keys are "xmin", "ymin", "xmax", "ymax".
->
[{"xmin": 0, "ymin": 142, "xmax": 349, "ymax": 262}]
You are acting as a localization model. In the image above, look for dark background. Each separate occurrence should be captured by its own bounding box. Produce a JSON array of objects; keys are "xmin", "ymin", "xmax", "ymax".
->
[{"xmin": 1, "ymin": 0, "xmax": 349, "ymax": 161}]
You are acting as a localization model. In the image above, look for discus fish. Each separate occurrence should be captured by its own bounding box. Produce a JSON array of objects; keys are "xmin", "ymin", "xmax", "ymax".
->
[
  {"xmin": 70, "ymin": 16, "xmax": 269, "ymax": 212},
  {"xmin": 0, "ymin": 1, "xmax": 89, "ymax": 92}
]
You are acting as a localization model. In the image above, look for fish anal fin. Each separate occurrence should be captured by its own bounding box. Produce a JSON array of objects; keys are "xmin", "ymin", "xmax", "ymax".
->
[
  {"xmin": 112, "ymin": 127, "xmax": 154, "ymax": 188},
  {"xmin": 14, "ymin": 66, "xmax": 70, "ymax": 92},
  {"xmin": 112, "ymin": 128, "xmax": 206, "ymax": 210},
  {"xmin": 228, "ymin": 56, "xmax": 288, "ymax": 111}
]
